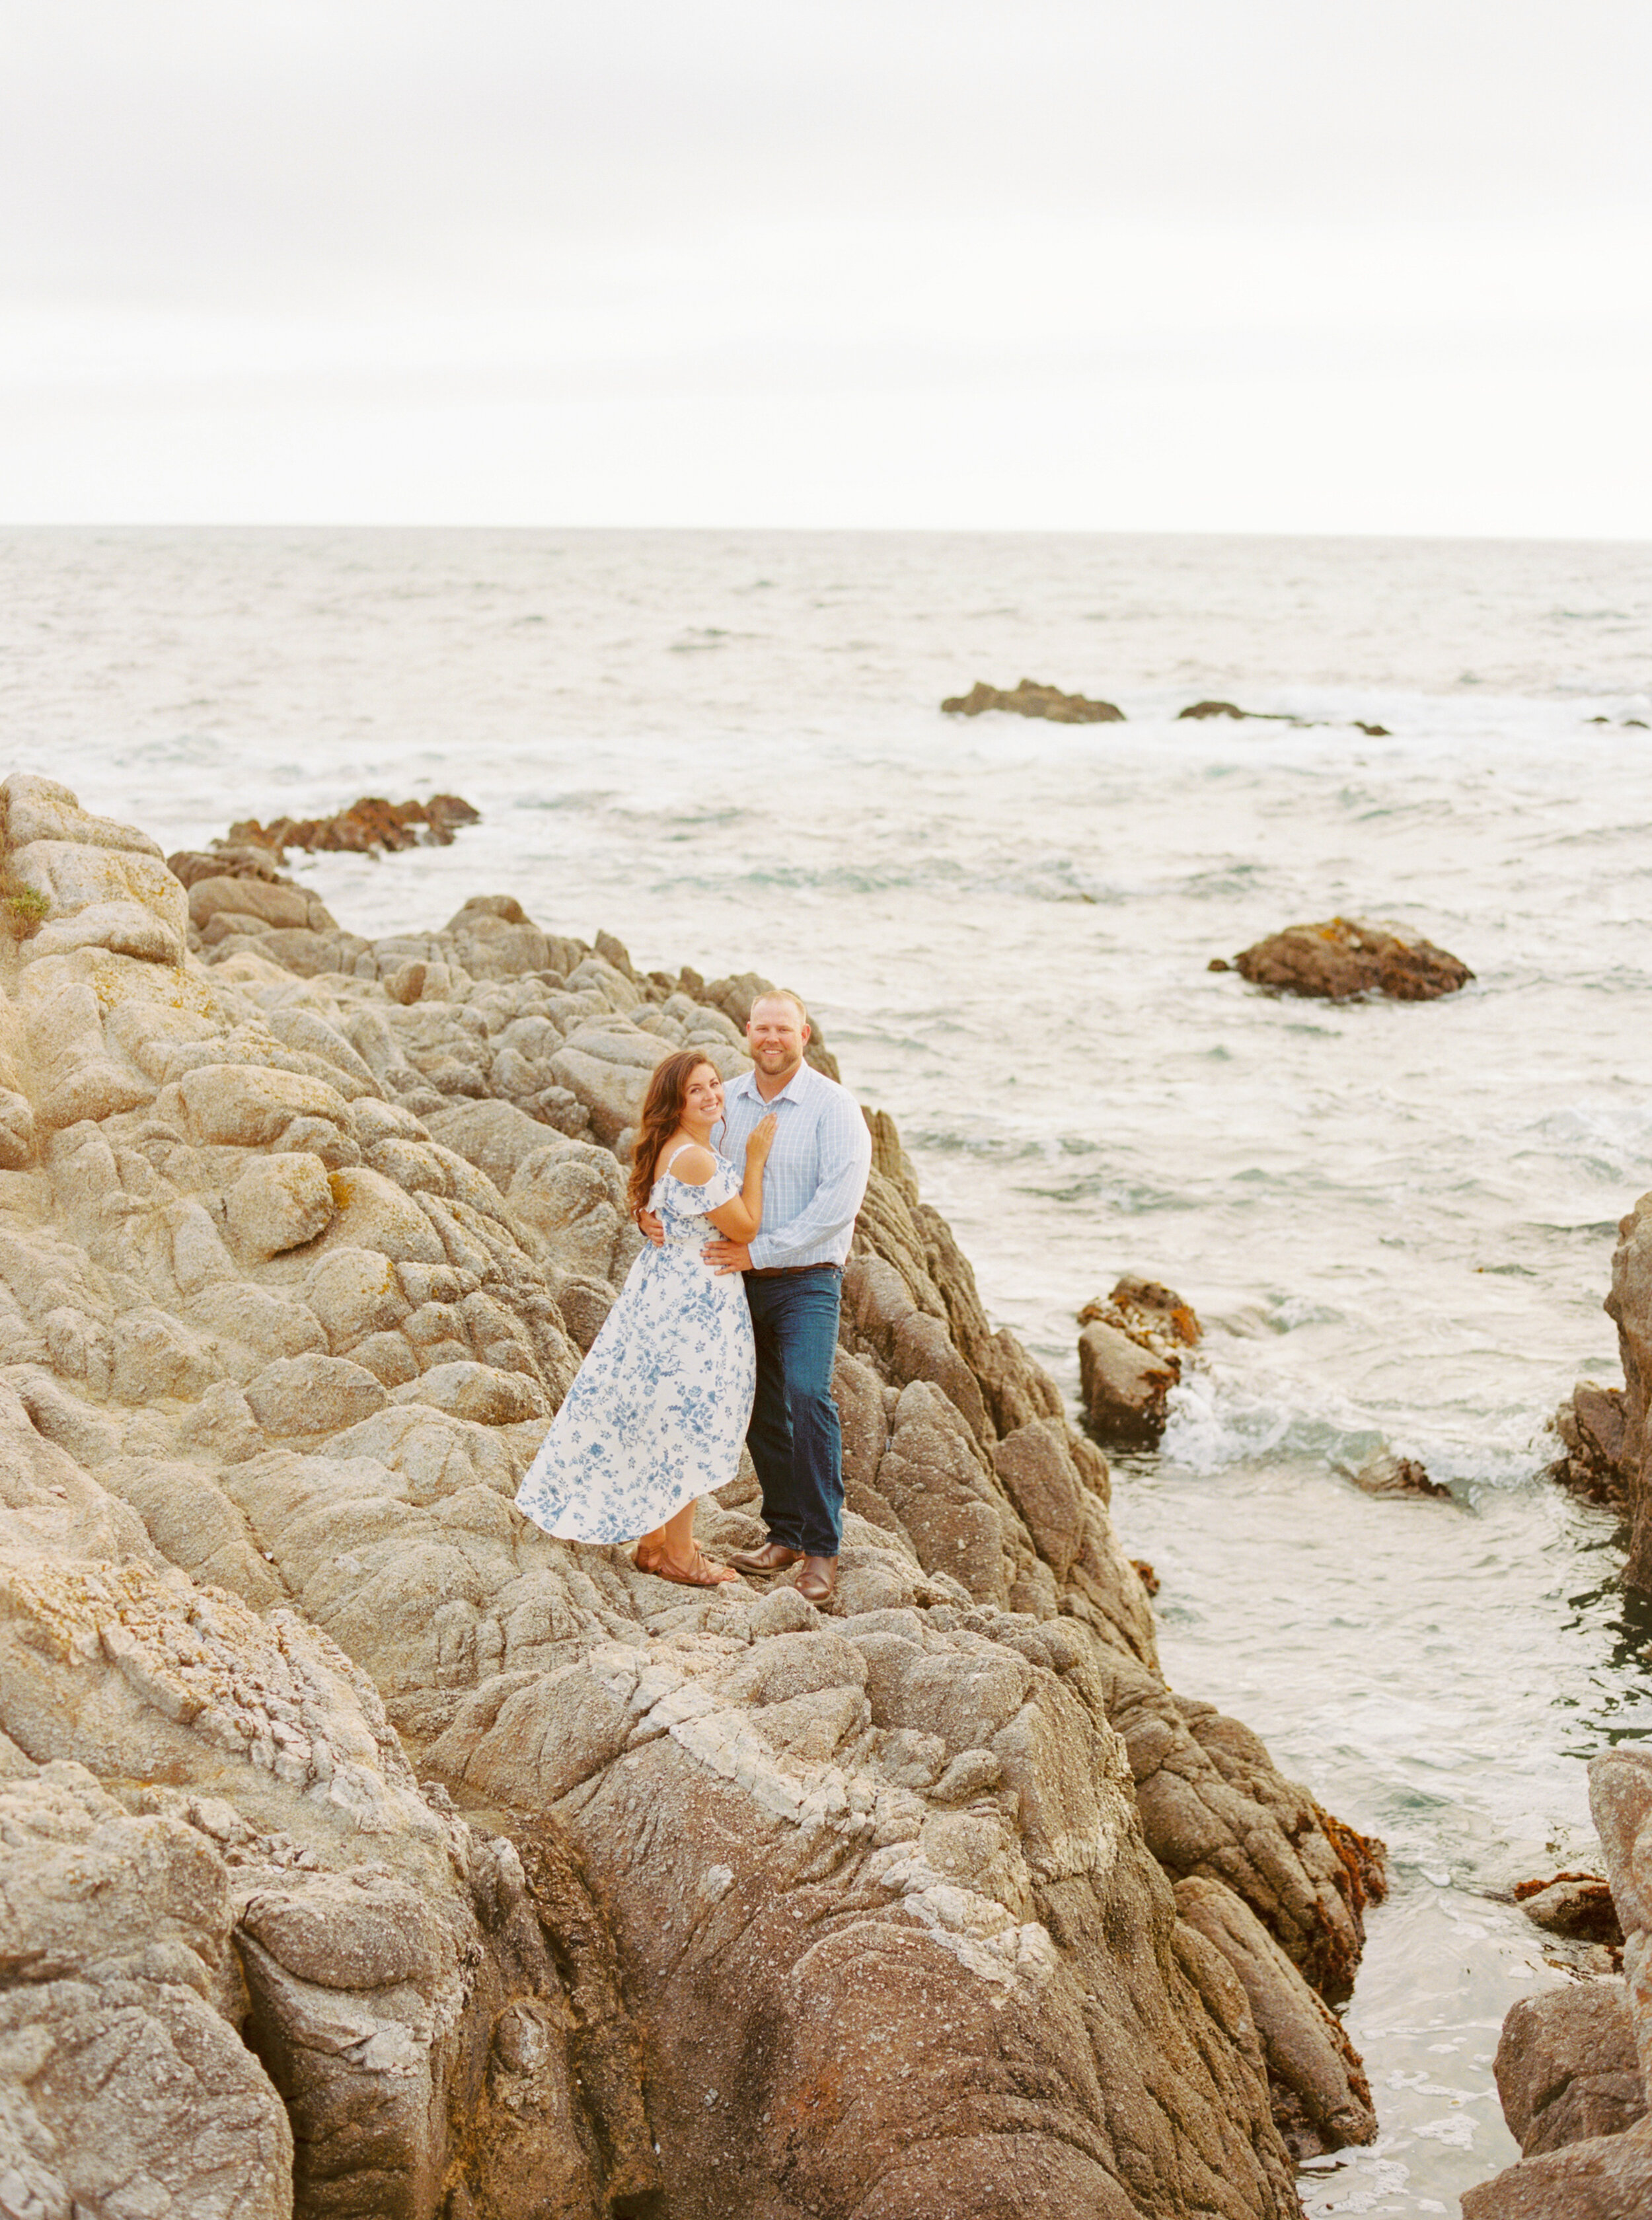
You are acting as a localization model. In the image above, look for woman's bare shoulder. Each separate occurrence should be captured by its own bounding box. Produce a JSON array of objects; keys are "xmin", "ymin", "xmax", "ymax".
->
[{"xmin": 664, "ymin": 1142, "xmax": 719, "ymax": 1186}]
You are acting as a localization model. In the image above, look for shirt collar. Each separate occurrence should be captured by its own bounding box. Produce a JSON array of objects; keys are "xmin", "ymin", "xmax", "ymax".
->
[{"xmin": 730, "ymin": 1060, "xmax": 811, "ymax": 1107}]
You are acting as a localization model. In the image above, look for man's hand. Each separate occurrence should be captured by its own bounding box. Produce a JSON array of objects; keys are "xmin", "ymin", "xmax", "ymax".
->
[
  {"xmin": 637, "ymin": 1209, "xmax": 664, "ymax": 1248},
  {"xmin": 702, "ymin": 1238, "xmax": 751, "ymax": 1276}
]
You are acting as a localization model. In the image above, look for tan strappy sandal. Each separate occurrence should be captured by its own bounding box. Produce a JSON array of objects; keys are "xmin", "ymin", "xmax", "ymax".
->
[{"xmin": 652, "ymin": 1547, "xmax": 738, "ymax": 1589}]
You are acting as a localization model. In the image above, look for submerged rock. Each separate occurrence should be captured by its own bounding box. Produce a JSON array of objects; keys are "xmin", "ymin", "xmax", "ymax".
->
[
  {"xmin": 1348, "ymin": 1449, "xmax": 1452, "ymax": 1500},
  {"xmin": 0, "ymin": 773, "xmax": 1388, "ymax": 2218},
  {"xmin": 941, "ymin": 677, "xmax": 1125, "ymax": 723},
  {"xmin": 1230, "ymin": 916, "xmax": 1474, "ymax": 1002},
  {"xmin": 1176, "ymin": 702, "xmax": 1390, "ymax": 735}
]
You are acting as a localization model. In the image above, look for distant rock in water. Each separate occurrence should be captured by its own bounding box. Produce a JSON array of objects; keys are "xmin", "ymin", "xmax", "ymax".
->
[
  {"xmin": 1178, "ymin": 701, "xmax": 1391, "ymax": 736},
  {"xmin": 219, "ymin": 792, "xmax": 482, "ymax": 859},
  {"xmin": 1179, "ymin": 698, "xmax": 1258, "ymax": 721},
  {"xmin": 1348, "ymin": 1450, "xmax": 1452, "ymax": 1501},
  {"xmin": 942, "ymin": 678, "xmax": 1125, "ymax": 723},
  {"xmin": 1076, "ymin": 1275, "xmax": 1200, "ymax": 1445},
  {"xmin": 1230, "ymin": 918, "xmax": 1474, "ymax": 1002}
]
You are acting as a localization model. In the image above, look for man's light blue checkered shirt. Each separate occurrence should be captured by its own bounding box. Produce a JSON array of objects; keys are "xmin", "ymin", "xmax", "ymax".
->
[{"xmin": 718, "ymin": 1060, "xmax": 873, "ymax": 1271}]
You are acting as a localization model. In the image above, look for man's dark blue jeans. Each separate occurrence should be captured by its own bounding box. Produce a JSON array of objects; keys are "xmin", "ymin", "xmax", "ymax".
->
[{"xmin": 743, "ymin": 1266, "xmax": 844, "ymax": 1559}]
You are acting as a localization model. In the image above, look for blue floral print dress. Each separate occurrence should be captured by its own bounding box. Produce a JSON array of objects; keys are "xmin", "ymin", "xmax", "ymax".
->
[{"xmin": 514, "ymin": 1148, "xmax": 757, "ymax": 1543}]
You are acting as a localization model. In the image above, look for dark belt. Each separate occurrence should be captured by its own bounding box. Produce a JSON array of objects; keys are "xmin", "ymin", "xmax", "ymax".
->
[{"xmin": 748, "ymin": 1263, "xmax": 843, "ymax": 1278}]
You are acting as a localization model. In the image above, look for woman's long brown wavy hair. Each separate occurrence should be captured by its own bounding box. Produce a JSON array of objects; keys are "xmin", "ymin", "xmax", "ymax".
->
[{"xmin": 626, "ymin": 1050, "xmax": 721, "ymax": 1217}]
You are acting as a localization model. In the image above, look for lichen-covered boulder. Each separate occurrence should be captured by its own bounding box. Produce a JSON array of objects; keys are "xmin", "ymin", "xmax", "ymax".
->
[{"xmin": 1493, "ymin": 1982, "xmax": 1644, "ymax": 2157}]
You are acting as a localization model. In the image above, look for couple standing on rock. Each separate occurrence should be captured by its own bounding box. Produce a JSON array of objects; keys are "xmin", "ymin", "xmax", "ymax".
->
[{"xmin": 514, "ymin": 991, "xmax": 873, "ymax": 1606}]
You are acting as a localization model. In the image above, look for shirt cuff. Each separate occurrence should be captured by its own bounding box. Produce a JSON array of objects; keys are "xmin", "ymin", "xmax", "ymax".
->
[{"xmin": 746, "ymin": 1233, "xmax": 779, "ymax": 1270}]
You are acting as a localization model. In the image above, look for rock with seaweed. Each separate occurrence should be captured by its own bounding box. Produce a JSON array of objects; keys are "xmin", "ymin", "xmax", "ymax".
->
[
  {"xmin": 1228, "ymin": 917, "xmax": 1473, "ymax": 1002},
  {"xmin": 1075, "ymin": 1276, "xmax": 1201, "ymax": 1446},
  {"xmin": 0, "ymin": 768, "xmax": 1385, "ymax": 2217}
]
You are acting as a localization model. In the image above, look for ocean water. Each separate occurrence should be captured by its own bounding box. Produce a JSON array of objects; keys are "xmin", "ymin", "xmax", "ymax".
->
[{"xmin": 8, "ymin": 525, "xmax": 1652, "ymax": 2215}]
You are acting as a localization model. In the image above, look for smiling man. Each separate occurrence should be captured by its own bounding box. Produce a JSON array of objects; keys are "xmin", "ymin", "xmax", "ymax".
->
[{"xmin": 700, "ymin": 989, "xmax": 872, "ymax": 1604}]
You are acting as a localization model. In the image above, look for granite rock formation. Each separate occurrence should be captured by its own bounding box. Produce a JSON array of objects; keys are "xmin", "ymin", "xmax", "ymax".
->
[
  {"xmin": 1172, "ymin": 1876, "xmax": 1375, "ymax": 2159},
  {"xmin": 1491, "ymin": 1981, "xmax": 1645, "ymax": 2157},
  {"xmin": 941, "ymin": 679, "xmax": 1125, "ymax": 724},
  {"xmin": 1602, "ymin": 1197, "xmax": 1652, "ymax": 1592},
  {"xmin": 1230, "ymin": 918, "xmax": 1474, "ymax": 1002},
  {"xmin": 1550, "ymin": 1197, "xmax": 1652, "ymax": 1591},
  {"xmin": 1464, "ymin": 1749, "xmax": 1652, "ymax": 2214},
  {"xmin": 1549, "ymin": 1381, "xmax": 1630, "ymax": 1512},
  {"xmin": 0, "ymin": 770, "xmax": 1385, "ymax": 2217}
]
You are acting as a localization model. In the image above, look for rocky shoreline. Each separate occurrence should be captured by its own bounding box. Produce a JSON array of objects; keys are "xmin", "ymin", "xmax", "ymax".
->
[
  {"xmin": 0, "ymin": 774, "xmax": 1394, "ymax": 2218},
  {"xmin": 1443, "ymin": 1199, "xmax": 1652, "ymax": 2214}
]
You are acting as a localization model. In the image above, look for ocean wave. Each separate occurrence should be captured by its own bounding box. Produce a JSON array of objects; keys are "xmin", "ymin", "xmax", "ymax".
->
[{"xmin": 1149, "ymin": 1323, "xmax": 1566, "ymax": 1491}]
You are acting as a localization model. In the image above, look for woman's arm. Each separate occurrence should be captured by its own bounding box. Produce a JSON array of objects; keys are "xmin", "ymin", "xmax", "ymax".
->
[{"xmin": 702, "ymin": 1113, "xmax": 776, "ymax": 1241}]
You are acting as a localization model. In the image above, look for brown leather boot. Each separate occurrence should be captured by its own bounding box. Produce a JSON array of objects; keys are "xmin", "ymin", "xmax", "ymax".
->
[
  {"xmin": 796, "ymin": 1555, "xmax": 837, "ymax": 1605},
  {"xmin": 730, "ymin": 1540, "xmax": 804, "ymax": 1574}
]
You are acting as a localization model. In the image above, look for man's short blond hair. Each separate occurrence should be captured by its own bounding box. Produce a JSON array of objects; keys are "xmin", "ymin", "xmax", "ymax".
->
[{"xmin": 749, "ymin": 987, "xmax": 809, "ymax": 1027}]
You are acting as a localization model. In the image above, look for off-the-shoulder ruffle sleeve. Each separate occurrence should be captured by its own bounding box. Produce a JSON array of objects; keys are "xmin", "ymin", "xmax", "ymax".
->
[
  {"xmin": 699, "ymin": 1158, "xmax": 741, "ymax": 1210},
  {"xmin": 665, "ymin": 1157, "xmax": 741, "ymax": 1210}
]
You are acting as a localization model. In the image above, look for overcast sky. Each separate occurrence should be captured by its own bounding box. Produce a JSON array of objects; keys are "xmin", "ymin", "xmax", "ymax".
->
[{"xmin": 1, "ymin": 1, "xmax": 1647, "ymax": 534}]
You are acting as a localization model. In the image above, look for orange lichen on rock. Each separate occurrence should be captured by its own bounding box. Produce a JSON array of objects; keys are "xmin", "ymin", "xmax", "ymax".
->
[{"xmin": 221, "ymin": 794, "xmax": 482, "ymax": 858}]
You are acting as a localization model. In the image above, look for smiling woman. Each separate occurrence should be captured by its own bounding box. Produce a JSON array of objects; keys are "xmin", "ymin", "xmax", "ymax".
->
[
  {"xmin": 0, "ymin": 0, "xmax": 1648, "ymax": 531},
  {"xmin": 514, "ymin": 1047, "xmax": 774, "ymax": 1584}
]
